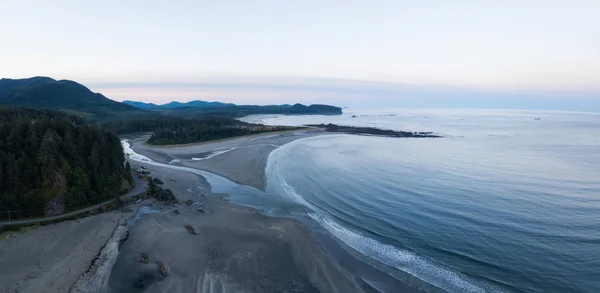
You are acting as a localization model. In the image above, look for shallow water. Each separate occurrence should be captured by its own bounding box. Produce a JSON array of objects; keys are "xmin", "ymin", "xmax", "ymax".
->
[
  {"xmin": 124, "ymin": 109, "xmax": 600, "ymax": 292},
  {"xmin": 251, "ymin": 109, "xmax": 600, "ymax": 293}
]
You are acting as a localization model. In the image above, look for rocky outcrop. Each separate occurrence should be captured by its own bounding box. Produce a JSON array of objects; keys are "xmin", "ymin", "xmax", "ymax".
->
[
  {"xmin": 147, "ymin": 180, "xmax": 177, "ymax": 204},
  {"xmin": 184, "ymin": 225, "xmax": 197, "ymax": 235},
  {"xmin": 307, "ymin": 123, "xmax": 441, "ymax": 138},
  {"xmin": 136, "ymin": 253, "xmax": 149, "ymax": 264}
]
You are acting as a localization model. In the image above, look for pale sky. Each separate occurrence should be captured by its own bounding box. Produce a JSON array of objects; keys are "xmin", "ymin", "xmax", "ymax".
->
[{"xmin": 1, "ymin": 0, "xmax": 599, "ymax": 110}]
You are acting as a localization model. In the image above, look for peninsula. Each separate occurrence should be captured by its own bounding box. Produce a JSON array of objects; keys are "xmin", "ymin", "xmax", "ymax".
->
[{"xmin": 308, "ymin": 123, "xmax": 441, "ymax": 138}]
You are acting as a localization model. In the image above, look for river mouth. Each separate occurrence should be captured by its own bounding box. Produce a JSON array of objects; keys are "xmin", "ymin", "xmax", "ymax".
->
[{"xmin": 120, "ymin": 138, "xmax": 452, "ymax": 293}]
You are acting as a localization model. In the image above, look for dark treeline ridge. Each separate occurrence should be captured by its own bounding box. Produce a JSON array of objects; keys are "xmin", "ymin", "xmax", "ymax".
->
[
  {"xmin": 102, "ymin": 115, "xmax": 236, "ymax": 134},
  {"xmin": 103, "ymin": 115, "xmax": 299, "ymax": 145},
  {"xmin": 308, "ymin": 123, "xmax": 441, "ymax": 138},
  {"xmin": 157, "ymin": 103, "xmax": 343, "ymax": 118},
  {"xmin": 0, "ymin": 107, "xmax": 132, "ymax": 220},
  {"xmin": 0, "ymin": 77, "xmax": 143, "ymax": 121}
]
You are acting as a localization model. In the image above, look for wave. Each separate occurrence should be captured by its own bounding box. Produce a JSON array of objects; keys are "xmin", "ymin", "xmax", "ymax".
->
[
  {"xmin": 308, "ymin": 212, "xmax": 506, "ymax": 293},
  {"xmin": 360, "ymin": 276, "xmax": 391, "ymax": 293},
  {"xmin": 270, "ymin": 151, "xmax": 506, "ymax": 293},
  {"xmin": 126, "ymin": 137, "xmax": 505, "ymax": 293}
]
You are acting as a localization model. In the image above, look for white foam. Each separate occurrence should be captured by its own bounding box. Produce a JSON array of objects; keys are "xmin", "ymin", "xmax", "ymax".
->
[
  {"xmin": 191, "ymin": 147, "xmax": 238, "ymax": 161},
  {"xmin": 360, "ymin": 277, "xmax": 390, "ymax": 293},
  {"xmin": 307, "ymin": 212, "xmax": 506, "ymax": 293},
  {"xmin": 122, "ymin": 140, "xmax": 155, "ymax": 163},
  {"xmin": 280, "ymin": 180, "xmax": 314, "ymax": 208},
  {"xmin": 125, "ymin": 138, "xmax": 504, "ymax": 293},
  {"xmin": 122, "ymin": 139, "xmax": 261, "ymax": 195},
  {"xmin": 275, "ymin": 172, "xmax": 505, "ymax": 293}
]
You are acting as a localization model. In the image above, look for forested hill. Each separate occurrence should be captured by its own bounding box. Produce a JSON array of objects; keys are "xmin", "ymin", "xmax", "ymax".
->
[
  {"xmin": 0, "ymin": 108, "xmax": 132, "ymax": 220},
  {"xmin": 0, "ymin": 77, "xmax": 143, "ymax": 120},
  {"xmin": 0, "ymin": 76, "xmax": 55, "ymax": 97},
  {"xmin": 1, "ymin": 77, "xmax": 342, "ymax": 122},
  {"xmin": 123, "ymin": 100, "xmax": 235, "ymax": 109},
  {"xmin": 123, "ymin": 100, "xmax": 343, "ymax": 116}
]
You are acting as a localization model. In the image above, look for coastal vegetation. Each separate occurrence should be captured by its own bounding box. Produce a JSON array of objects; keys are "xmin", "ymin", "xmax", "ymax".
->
[
  {"xmin": 145, "ymin": 118, "xmax": 300, "ymax": 145},
  {"xmin": 1, "ymin": 77, "xmax": 342, "ymax": 122},
  {"xmin": 148, "ymin": 103, "xmax": 343, "ymax": 117},
  {"xmin": 0, "ymin": 108, "xmax": 132, "ymax": 220},
  {"xmin": 102, "ymin": 115, "xmax": 301, "ymax": 145},
  {"xmin": 0, "ymin": 77, "xmax": 144, "ymax": 120},
  {"xmin": 308, "ymin": 123, "xmax": 441, "ymax": 138},
  {"xmin": 0, "ymin": 77, "xmax": 342, "ymax": 145}
]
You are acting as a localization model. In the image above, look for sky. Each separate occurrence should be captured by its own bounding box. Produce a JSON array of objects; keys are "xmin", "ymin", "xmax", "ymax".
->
[{"xmin": 1, "ymin": 0, "xmax": 599, "ymax": 110}]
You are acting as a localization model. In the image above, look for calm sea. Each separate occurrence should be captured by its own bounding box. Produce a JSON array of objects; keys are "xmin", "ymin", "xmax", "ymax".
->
[{"xmin": 241, "ymin": 109, "xmax": 600, "ymax": 293}]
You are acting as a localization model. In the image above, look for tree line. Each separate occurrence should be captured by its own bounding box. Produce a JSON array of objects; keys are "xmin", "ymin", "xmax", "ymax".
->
[
  {"xmin": 0, "ymin": 107, "xmax": 131, "ymax": 219},
  {"xmin": 102, "ymin": 116, "xmax": 296, "ymax": 145}
]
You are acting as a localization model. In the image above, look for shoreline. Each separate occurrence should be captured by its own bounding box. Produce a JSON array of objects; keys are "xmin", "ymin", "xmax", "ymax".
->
[
  {"xmin": 0, "ymin": 205, "xmax": 144, "ymax": 293},
  {"xmin": 0, "ymin": 130, "xmax": 422, "ymax": 293},
  {"xmin": 124, "ymin": 132, "xmax": 424, "ymax": 293},
  {"xmin": 108, "ymin": 152, "xmax": 373, "ymax": 293},
  {"xmin": 129, "ymin": 129, "xmax": 328, "ymax": 190},
  {"xmin": 141, "ymin": 127, "xmax": 313, "ymax": 148}
]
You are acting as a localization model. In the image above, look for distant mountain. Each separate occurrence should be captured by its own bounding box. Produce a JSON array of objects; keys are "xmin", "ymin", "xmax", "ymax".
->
[
  {"xmin": 0, "ymin": 77, "xmax": 342, "ymax": 122},
  {"xmin": 0, "ymin": 77, "xmax": 142, "ymax": 119},
  {"xmin": 123, "ymin": 100, "xmax": 236, "ymax": 109},
  {"xmin": 123, "ymin": 100, "xmax": 341, "ymax": 116},
  {"xmin": 0, "ymin": 76, "xmax": 55, "ymax": 97},
  {"xmin": 284, "ymin": 103, "xmax": 342, "ymax": 115},
  {"xmin": 122, "ymin": 100, "xmax": 161, "ymax": 109},
  {"xmin": 157, "ymin": 103, "xmax": 343, "ymax": 117}
]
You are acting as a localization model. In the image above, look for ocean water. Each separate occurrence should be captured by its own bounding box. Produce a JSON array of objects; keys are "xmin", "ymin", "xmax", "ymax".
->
[{"xmin": 243, "ymin": 109, "xmax": 600, "ymax": 293}]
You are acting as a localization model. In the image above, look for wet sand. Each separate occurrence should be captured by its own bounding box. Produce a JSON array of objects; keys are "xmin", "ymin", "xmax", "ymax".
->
[
  {"xmin": 130, "ymin": 130, "xmax": 325, "ymax": 190},
  {"xmin": 103, "ymin": 160, "xmax": 374, "ymax": 293},
  {"xmin": 1, "ymin": 131, "xmax": 420, "ymax": 293},
  {"xmin": 121, "ymin": 131, "xmax": 423, "ymax": 293}
]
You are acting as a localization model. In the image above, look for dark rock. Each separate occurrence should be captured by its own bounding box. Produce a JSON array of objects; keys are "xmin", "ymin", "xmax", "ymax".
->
[
  {"xmin": 156, "ymin": 261, "xmax": 168, "ymax": 279},
  {"xmin": 184, "ymin": 225, "xmax": 196, "ymax": 235},
  {"xmin": 153, "ymin": 178, "xmax": 163, "ymax": 185},
  {"xmin": 136, "ymin": 253, "xmax": 149, "ymax": 263},
  {"xmin": 148, "ymin": 180, "xmax": 178, "ymax": 203},
  {"xmin": 306, "ymin": 123, "xmax": 441, "ymax": 138},
  {"xmin": 171, "ymin": 209, "xmax": 180, "ymax": 215}
]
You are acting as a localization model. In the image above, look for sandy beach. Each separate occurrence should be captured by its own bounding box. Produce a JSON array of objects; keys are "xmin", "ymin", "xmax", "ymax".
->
[
  {"xmin": 105, "ymin": 160, "xmax": 370, "ymax": 293},
  {"xmin": 129, "ymin": 130, "xmax": 325, "ymax": 190},
  {"xmin": 115, "ymin": 130, "xmax": 376, "ymax": 292},
  {"xmin": 0, "ymin": 130, "xmax": 420, "ymax": 293},
  {"xmin": 0, "ymin": 209, "xmax": 139, "ymax": 293}
]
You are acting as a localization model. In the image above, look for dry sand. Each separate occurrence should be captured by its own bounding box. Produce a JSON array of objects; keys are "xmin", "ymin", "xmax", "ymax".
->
[
  {"xmin": 0, "ymin": 131, "xmax": 413, "ymax": 293},
  {"xmin": 130, "ymin": 130, "xmax": 325, "ymax": 190},
  {"xmin": 108, "ymin": 162, "xmax": 365, "ymax": 293},
  {"xmin": 0, "ymin": 210, "xmax": 136, "ymax": 293}
]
